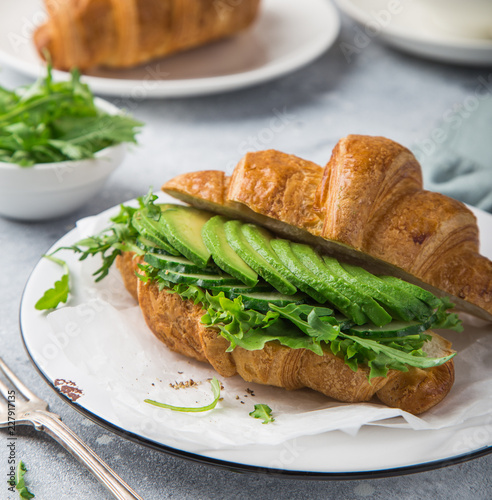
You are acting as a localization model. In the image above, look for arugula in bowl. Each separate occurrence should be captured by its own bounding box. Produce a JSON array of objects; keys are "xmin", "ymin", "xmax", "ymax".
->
[{"xmin": 0, "ymin": 65, "xmax": 142, "ymax": 167}]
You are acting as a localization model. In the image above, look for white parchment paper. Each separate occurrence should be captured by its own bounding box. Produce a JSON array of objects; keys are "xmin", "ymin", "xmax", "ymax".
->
[{"xmin": 45, "ymin": 213, "xmax": 492, "ymax": 449}]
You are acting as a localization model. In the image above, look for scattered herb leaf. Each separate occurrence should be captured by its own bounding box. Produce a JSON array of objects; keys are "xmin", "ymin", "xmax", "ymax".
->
[
  {"xmin": 60, "ymin": 188, "xmax": 156, "ymax": 282},
  {"xmin": 12, "ymin": 461, "xmax": 35, "ymax": 499},
  {"xmin": 35, "ymin": 255, "xmax": 70, "ymax": 311},
  {"xmin": 36, "ymin": 188, "xmax": 159, "ymax": 310},
  {"xmin": 249, "ymin": 404, "xmax": 275, "ymax": 424},
  {"xmin": 144, "ymin": 377, "xmax": 221, "ymax": 413}
]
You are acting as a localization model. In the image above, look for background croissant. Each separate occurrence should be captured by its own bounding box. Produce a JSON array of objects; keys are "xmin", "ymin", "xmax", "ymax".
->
[
  {"xmin": 163, "ymin": 135, "xmax": 492, "ymax": 322},
  {"xmin": 34, "ymin": 0, "xmax": 261, "ymax": 71}
]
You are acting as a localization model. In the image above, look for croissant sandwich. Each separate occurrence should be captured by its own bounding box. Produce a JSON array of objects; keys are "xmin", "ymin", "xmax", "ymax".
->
[
  {"xmin": 53, "ymin": 135, "xmax": 492, "ymax": 415},
  {"xmin": 34, "ymin": 0, "xmax": 261, "ymax": 71}
]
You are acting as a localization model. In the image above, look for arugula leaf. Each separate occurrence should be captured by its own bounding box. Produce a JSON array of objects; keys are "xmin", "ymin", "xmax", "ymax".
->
[
  {"xmin": 58, "ymin": 114, "xmax": 141, "ymax": 139},
  {"xmin": 60, "ymin": 189, "xmax": 159, "ymax": 282},
  {"xmin": 139, "ymin": 189, "xmax": 161, "ymax": 221},
  {"xmin": 219, "ymin": 319, "xmax": 325, "ymax": 355},
  {"xmin": 144, "ymin": 377, "xmax": 221, "ymax": 412},
  {"xmin": 12, "ymin": 461, "xmax": 35, "ymax": 499},
  {"xmin": 338, "ymin": 333, "xmax": 456, "ymax": 379},
  {"xmin": 249, "ymin": 404, "xmax": 275, "ymax": 424},
  {"xmin": 432, "ymin": 297, "xmax": 464, "ymax": 332},
  {"xmin": 37, "ymin": 190, "xmax": 160, "ymax": 311},
  {"xmin": 0, "ymin": 65, "xmax": 142, "ymax": 166},
  {"xmin": 35, "ymin": 255, "xmax": 70, "ymax": 311},
  {"xmin": 269, "ymin": 303, "xmax": 339, "ymax": 342},
  {"xmin": 269, "ymin": 303, "xmax": 453, "ymax": 378}
]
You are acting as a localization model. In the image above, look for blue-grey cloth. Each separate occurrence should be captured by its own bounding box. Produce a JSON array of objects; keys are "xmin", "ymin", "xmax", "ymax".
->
[{"xmin": 412, "ymin": 94, "xmax": 492, "ymax": 213}]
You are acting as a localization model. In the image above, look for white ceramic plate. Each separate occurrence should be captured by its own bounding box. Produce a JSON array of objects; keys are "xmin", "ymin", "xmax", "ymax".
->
[
  {"xmin": 20, "ymin": 196, "xmax": 492, "ymax": 478},
  {"xmin": 0, "ymin": 0, "xmax": 340, "ymax": 98},
  {"xmin": 334, "ymin": 0, "xmax": 492, "ymax": 65}
]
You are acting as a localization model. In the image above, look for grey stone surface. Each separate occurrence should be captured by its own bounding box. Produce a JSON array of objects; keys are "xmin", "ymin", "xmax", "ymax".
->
[{"xmin": 1, "ymin": 12, "xmax": 492, "ymax": 500}]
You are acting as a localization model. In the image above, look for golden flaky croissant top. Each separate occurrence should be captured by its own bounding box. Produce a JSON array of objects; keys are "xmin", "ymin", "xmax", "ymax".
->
[
  {"xmin": 34, "ymin": 0, "xmax": 261, "ymax": 71},
  {"xmin": 163, "ymin": 135, "xmax": 492, "ymax": 322}
]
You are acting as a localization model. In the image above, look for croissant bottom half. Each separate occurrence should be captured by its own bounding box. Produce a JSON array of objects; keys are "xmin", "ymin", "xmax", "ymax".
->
[{"xmin": 116, "ymin": 252, "xmax": 455, "ymax": 415}]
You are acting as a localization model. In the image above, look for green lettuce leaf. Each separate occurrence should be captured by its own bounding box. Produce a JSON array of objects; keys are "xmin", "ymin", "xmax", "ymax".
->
[{"xmin": 157, "ymin": 282, "xmax": 456, "ymax": 380}]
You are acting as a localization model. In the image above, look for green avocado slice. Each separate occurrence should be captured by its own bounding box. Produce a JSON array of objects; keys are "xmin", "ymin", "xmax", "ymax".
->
[
  {"xmin": 322, "ymin": 256, "xmax": 393, "ymax": 327},
  {"xmin": 202, "ymin": 216, "xmax": 258, "ymax": 287},
  {"xmin": 224, "ymin": 220, "xmax": 297, "ymax": 295},
  {"xmin": 341, "ymin": 264, "xmax": 432, "ymax": 321},
  {"xmin": 132, "ymin": 212, "xmax": 180, "ymax": 256},
  {"xmin": 283, "ymin": 242, "xmax": 368, "ymax": 325},
  {"xmin": 158, "ymin": 206, "xmax": 213, "ymax": 268},
  {"xmin": 241, "ymin": 224, "xmax": 327, "ymax": 304},
  {"xmin": 379, "ymin": 276, "xmax": 442, "ymax": 310},
  {"xmin": 270, "ymin": 239, "xmax": 367, "ymax": 324},
  {"xmin": 340, "ymin": 263, "xmax": 418, "ymax": 321}
]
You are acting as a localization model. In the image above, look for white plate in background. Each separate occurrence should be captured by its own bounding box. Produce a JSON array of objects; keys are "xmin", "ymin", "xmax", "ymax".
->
[
  {"xmin": 334, "ymin": 0, "xmax": 492, "ymax": 65},
  {"xmin": 0, "ymin": 0, "xmax": 340, "ymax": 97}
]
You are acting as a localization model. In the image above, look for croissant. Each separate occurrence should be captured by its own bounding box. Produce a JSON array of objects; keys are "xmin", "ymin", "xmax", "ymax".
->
[
  {"xmin": 163, "ymin": 135, "xmax": 492, "ymax": 322},
  {"xmin": 34, "ymin": 0, "xmax": 261, "ymax": 71},
  {"xmin": 111, "ymin": 134, "xmax": 483, "ymax": 415},
  {"xmin": 115, "ymin": 251, "xmax": 455, "ymax": 415}
]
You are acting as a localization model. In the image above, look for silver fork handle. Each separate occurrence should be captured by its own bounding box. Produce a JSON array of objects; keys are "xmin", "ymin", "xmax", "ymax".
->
[{"xmin": 27, "ymin": 410, "xmax": 144, "ymax": 500}]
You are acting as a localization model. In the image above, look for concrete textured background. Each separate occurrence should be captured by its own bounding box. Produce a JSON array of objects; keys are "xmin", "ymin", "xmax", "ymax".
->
[{"xmin": 1, "ymin": 8, "xmax": 492, "ymax": 500}]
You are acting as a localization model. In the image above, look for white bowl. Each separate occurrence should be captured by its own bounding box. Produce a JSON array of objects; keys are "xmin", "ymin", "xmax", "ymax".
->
[
  {"xmin": 0, "ymin": 98, "xmax": 126, "ymax": 221},
  {"xmin": 415, "ymin": 0, "xmax": 492, "ymax": 39}
]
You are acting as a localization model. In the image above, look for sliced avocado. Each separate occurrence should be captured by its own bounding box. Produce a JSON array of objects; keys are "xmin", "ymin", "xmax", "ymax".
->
[
  {"xmin": 224, "ymin": 220, "xmax": 297, "ymax": 296},
  {"xmin": 270, "ymin": 239, "xmax": 366, "ymax": 324},
  {"xmin": 202, "ymin": 216, "xmax": 258, "ymax": 287},
  {"xmin": 241, "ymin": 224, "xmax": 326, "ymax": 304},
  {"xmin": 136, "ymin": 209, "xmax": 173, "ymax": 242},
  {"xmin": 379, "ymin": 276, "xmax": 442, "ymax": 309},
  {"xmin": 321, "ymin": 256, "xmax": 392, "ymax": 326},
  {"xmin": 340, "ymin": 263, "xmax": 416, "ymax": 321},
  {"xmin": 132, "ymin": 212, "xmax": 180, "ymax": 256},
  {"xmin": 286, "ymin": 242, "xmax": 368, "ymax": 325},
  {"xmin": 342, "ymin": 264, "xmax": 432, "ymax": 321},
  {"xmin": 158, "ymin": 203, "xmax": 181, "ymax": 212},
  {"xmin": 158, "ymin": 206, "xmax": 213, "ymax": 268}
]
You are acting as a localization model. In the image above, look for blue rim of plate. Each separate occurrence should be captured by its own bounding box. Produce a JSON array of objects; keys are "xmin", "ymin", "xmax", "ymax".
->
[{"xmin": 18, "ymin": 238, "xmax": 492, "ymax": 481}]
